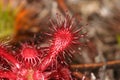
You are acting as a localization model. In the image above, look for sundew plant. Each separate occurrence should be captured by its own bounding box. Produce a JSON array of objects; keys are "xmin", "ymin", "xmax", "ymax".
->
[{"xmin": 0, "ymin": 13, "xmax": 86, "ymax": 80}]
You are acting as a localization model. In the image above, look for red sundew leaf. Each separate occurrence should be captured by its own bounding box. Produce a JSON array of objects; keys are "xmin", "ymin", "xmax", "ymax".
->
[
  {"xmin": 18, "ymin": 43, "xmax": 41, "ymax": 67},
  {"xmin": 38, "ymin": 13, "xmax": 86, "ymax": 72}
]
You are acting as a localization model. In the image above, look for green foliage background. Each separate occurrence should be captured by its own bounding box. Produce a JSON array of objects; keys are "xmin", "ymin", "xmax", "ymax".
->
[{"xmin": 0, "ymin": 1, "xmax": 16, "ymax": 39}]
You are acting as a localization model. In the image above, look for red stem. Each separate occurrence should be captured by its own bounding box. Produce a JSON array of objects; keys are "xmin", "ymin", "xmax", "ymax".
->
[
  {"xmin": 38, "ymin": 50, "xmax": 58, "ymax": 71},
  {"xmin": 0, "ymin": 47, "xmax": 20, "ymax": 69},
  {"xmin": 0, "ymin": 70, "xmax": 16, "ymax": 79}
]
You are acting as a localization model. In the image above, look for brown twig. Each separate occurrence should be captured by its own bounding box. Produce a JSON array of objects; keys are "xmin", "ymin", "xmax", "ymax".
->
[
  {"xmin": 72, "ymin": 72, "xmax": 90, "ymax": 80},
  {"xmin": 57, "ymin": 0, "xmax": 69, "ymax": 13},
  {"xmin": 71, "ymin": 60, "xmax": 120, "ymax": 70}
]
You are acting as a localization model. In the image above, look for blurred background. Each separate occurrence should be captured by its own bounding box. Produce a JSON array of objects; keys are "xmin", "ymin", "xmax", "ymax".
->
[{"xmin": 0, "ymin": 0, "xmax": 120, "ymax": 80}]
